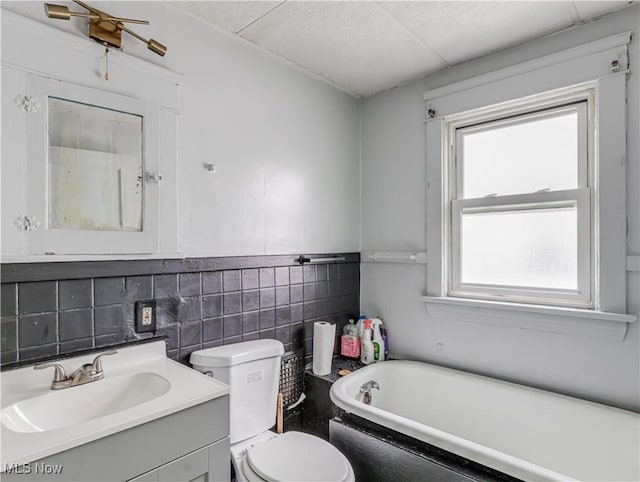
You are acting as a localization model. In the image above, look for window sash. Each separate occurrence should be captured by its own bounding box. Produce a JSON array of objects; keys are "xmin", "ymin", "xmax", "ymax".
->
[
  {"xmin": 453, "ymin": 101, "xmax": 589, "ymax": 199},
  {"xmin": 450, "ymin": 188, "xmax": 592, "ymax": 307}
]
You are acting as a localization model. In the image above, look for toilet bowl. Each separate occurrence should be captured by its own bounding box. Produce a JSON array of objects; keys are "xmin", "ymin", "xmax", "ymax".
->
[
  {"xmin": 190, "ymin": 340, "xmax": 354, "ymax": 482},
  {"xmin": 232, "ymin": 430, "xmax": 354, "ymax": 482}
]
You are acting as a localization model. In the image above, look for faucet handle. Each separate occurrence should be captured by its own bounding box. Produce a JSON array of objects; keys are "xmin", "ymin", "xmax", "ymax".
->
[
  {"xmin": 360, "ymin": 380, "xmax": 380, "ymax": 393},
  {"xmin": 34, "ymin": 362, "xmax": 67, "ymax": 382},
  {"xmin": 92, "ymin": 350, "xmax": 118, "ymax": 372}
]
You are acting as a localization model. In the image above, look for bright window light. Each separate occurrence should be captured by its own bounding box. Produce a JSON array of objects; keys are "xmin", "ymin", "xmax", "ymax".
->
[
  {"xmin": 462, "ymin": 112, "xmax": 579, "ymax": 198},
  {"xmin": 449, "ymin": 100, "xmax": 592, "ymax": 307},
  {"xmin": 461, "ymin": 207, "xmax": 578, "ymax": 290}
]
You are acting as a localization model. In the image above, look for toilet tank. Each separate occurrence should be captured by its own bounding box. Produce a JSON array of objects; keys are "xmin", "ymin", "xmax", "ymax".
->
[{"xmin": 190, "ymin": 340, "xmax": 284, "ymax": 444}]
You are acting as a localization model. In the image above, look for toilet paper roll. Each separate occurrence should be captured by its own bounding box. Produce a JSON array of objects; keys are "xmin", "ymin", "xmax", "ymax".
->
[{"xmin": 313, "ymin": 321, "xmax": 336, "ymax": 376}]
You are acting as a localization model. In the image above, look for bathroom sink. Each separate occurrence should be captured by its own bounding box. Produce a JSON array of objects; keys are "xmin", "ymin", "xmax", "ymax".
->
[
  {"xmin": 1, "ymin": 372, "xmax": 171, "ymax": 433},
  {"xmin": 1, "ymin": 341, "xmax": 230, "ymax": 469}
]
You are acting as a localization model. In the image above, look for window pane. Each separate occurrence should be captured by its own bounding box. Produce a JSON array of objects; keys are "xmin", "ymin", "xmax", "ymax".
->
[
  {"xmin": 461, "ymin": 109, "xmax": 579, "ymax": 198},
  {"xmin": 48, "ymin": 98, "xmax": 143, "ymax": 232},
  {"xmin": 461, "ymin": 208, "xmax": 577, "ymax": 290}
]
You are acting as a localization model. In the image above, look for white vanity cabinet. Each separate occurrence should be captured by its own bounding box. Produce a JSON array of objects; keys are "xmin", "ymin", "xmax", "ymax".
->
[
  {"xmin": 1, "ymin": 397, "xmax": 231, "ymax": 482},
  {"xmin": 1, "ymin": 10, "xmax": 180, "ymax": 259},
  {"xmin": 129, "ymin": 441, "xmax": 229, "ymax": 482},
  {"xmin": 1, "ymin": 342, "xmax": 230, "ymax": 482}
]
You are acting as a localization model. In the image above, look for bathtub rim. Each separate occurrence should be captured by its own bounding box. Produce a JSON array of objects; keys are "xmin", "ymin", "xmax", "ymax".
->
[{"xmin": 329, "ymin": 360, "xmax": 639, "ymax": 482}]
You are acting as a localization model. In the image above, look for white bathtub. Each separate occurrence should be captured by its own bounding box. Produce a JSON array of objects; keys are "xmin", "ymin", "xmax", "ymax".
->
[{"xmin": 330, "ymin": 360, "xmax": 640, "ymax": 482}]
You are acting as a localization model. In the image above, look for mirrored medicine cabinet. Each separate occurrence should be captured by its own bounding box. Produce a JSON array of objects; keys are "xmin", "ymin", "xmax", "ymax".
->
[{"xmin": 26, "ymin": 76, "xmax": 160, "ymax": 254}]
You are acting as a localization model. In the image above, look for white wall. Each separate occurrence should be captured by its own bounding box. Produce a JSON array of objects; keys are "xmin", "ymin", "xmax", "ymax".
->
[
  {"xmin": 168, "ymin": 8, "xmax": 360, "ymax": 257},
  {"xmin": 1, "ymin": 1, "xmax": 360, "ymax": 258},
  {"xmin": 360, "ymin": 6, "xmax": 640, "ymax": 412}
]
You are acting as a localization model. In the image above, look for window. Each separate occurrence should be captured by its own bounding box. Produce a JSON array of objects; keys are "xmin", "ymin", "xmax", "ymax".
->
[
  {"xmin": 423, "ymin": 32, "xmax": 635, "ymax": 338},
  {"xmin": 447, "ymin": 97, "xmax": 593, "ymax": 308}
]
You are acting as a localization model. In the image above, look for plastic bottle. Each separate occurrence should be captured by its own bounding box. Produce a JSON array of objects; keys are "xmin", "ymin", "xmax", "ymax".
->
[
  {"xmin": 371, "ymin": 318, "xmax": 385, "ymax": 362},
  {"xmin": 380, "ymin": 326, "xmax": 389, "ymax": 360},
  {"xmin": 340, "ymin": 319, "xmax": 360, "ymax": 359},
  {"xmin": 356, "ymin": 315, "xmax": 367, "ymax": 339},
  {"xmin": 377, "ymin": 316, "xmax": 389, "ymax": 360},
  {"xmin": 360, "ymin": 319, "xmax": 375, "ymax": 365}
]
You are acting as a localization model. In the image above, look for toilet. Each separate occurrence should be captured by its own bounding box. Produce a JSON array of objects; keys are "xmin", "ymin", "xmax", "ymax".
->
[{"xmin": 190, "ymin": 340, "xmax": 355, "ymax": 482}]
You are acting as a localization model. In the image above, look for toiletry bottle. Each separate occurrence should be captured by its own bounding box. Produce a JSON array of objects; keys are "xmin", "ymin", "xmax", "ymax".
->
[
  {"xmin": 377, "ymin": 316, "xmax": 388, "ymax": 360},
  {"xmin": 341, "ymin": 319, "xmax": 360, "ymax": 359},
  {"xmin": 356, "ymin": 315, "xmax": 367, "ymax": 339},
  {"xmin": 371, "ymin": 318, "xmax": 385, "ymax": 362},
  {"xmin": 381, "ymin": 326, "xmax": 388, "ymax": 360},
  {"xmin": 360, "ymin": 319, "xmax": 375, "ymax": 365}
]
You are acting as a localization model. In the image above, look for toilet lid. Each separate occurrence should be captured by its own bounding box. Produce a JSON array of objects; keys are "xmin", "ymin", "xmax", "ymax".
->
[{"xmin": 246, "ymin": 431, "xmax": 351, "ymax": 482}]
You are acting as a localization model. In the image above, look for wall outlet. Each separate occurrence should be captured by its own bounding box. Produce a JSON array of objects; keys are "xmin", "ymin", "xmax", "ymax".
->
[{"xmin": 135, "ymin": 300, "xmax": 157, "ymax": 333}]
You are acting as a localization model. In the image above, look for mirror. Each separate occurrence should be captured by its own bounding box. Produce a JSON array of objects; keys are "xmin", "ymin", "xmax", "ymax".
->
[{"xmin": 48, "ymin": 97, "xmax": 143, "ymax": 232}]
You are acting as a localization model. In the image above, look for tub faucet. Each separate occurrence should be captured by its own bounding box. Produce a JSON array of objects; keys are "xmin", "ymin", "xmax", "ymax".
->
[
  {"xmin": 359, "ymin": 380, "xmax": 380, "ymax": 405},
  {"xmin": 34, "ymin": 350, "xmax": 118, "ymax": 390}
]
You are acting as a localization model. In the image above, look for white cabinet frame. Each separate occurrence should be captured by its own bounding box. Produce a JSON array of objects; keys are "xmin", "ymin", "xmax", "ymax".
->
[{"xmin": 27, "ymin": 75, "xmax": 160, "ymax": 255}]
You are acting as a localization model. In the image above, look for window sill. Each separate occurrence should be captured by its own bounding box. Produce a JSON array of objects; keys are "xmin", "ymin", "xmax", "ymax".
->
[{"xmin": 419, "ymin": 296, "xmax": 637, "ymax": 341}]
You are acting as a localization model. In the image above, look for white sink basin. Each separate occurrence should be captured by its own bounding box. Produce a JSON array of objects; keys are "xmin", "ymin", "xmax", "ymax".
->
[
  {"xmin": 1, "ymin": 341, "xmax": 230, "ymax": 469},
  {"xmin": 2, "ymin": 372, "xmax": 171, "ymax": 433}
]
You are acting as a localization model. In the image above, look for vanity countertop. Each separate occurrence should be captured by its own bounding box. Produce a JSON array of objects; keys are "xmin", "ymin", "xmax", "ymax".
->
[{"xmin": 0, "ymin": 341, "xmax": 229, "ymax": 469}]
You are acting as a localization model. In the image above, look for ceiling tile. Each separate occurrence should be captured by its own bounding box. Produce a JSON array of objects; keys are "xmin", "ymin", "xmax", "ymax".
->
[
  {"xmin": 169, "ymin": 1, "xmax": 282, "ymax": 34},
  {"xmin": 573, "ymin": 1, "xmax": 635, "ymax": 20},
  {"xmin": 238, "ymin": 1, "xmax": 447, "ymax": 96},
  {"xmin": 169, "ymin": 0, "xmax": 636, "ymax": 97},
  {"xmin": 379, "ymin": 1, "xmax": 578, "ymax": 65}
]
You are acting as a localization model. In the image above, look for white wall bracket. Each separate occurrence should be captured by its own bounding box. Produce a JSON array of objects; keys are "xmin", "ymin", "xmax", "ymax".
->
[{"xmin": 362, "ymin": 251, "xmax": 427, "ymax": 264}]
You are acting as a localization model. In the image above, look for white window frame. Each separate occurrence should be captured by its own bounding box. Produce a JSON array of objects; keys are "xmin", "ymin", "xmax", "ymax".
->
[
  {"xmin": 422, "ymin": 32, "xmax": 636, "ymax": 340},
  {"xmin": 447, "ymin": 97, "xmax": 593, "ymax": 308}
]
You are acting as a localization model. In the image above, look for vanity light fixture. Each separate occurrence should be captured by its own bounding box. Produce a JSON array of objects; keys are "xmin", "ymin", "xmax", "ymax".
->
[{"xmin": 44, "ymin": 0, "xmax": 167, "ymax": 57}]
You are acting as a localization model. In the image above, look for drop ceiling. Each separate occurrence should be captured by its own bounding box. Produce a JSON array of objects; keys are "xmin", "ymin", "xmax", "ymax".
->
[{"xmin": 171, "ymin": 1, "xmax": 636, "ymax": 97}]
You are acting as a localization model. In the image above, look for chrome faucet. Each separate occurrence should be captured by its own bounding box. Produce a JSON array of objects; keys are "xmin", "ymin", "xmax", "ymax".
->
[
  {"xmin": 359, "ymin": 380, "xmax": 380, "ymax": 405},
  {"xmin": 34, "ymin": 350, "xmax": 118, "ymax": 390}
]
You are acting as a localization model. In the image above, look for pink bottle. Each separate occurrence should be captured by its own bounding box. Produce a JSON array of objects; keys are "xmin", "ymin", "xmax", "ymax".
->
[{"xmin": 340, "ymin": 319, "xmax": 360, "ymax": 359}]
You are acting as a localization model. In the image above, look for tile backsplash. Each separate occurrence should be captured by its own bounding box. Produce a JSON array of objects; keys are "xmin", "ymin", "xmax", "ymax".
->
[{"xmin": 0, "ymin": 254, "xmax": 360, "ymax": 367}]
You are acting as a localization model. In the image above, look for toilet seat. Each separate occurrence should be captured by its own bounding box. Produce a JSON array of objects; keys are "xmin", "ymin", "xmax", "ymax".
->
[{"xmin": 240, "ymin": 431, "xmax": 353, "ymax": 482}]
